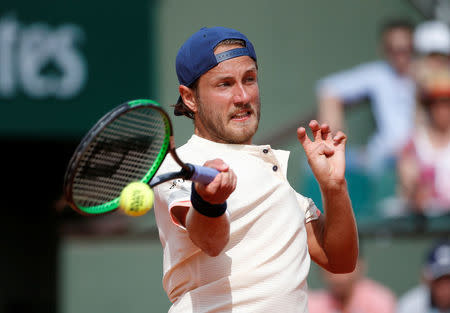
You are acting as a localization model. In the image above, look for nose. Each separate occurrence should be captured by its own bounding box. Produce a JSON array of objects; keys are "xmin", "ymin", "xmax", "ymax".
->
[{"xmin": 232, "ymin": 83, "xmax": 251, "ymax": 105}]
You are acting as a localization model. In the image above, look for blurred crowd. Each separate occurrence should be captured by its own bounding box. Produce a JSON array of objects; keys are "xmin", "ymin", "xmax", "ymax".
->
[
  {"xmin": 55, "ymin": 16, "xmax": 450, "ymax": 313},
  {"xmin": 308, "ymin": 239, "xmax": 450, "ymax": 313},
  {"xmin": 315, "ymin": 18, "xmax": 450, "ymax": 218},
  {"xmin": 308, "ymin": 17, "xmax": 450, "ymax": 313}
]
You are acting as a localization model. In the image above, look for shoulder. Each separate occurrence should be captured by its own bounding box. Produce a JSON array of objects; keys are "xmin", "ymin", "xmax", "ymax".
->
[
  {"xmin": 320, "ymin": 60, "xmax": 385, "ymax": 81},
  {"xmin": 316, "ymin": 60, "xmax": 387, "ymax": 96},
  {"xmin": 343, "ymin": 61, "xmax": 393, "ymax": 80},
  {"xmin": 397, "ymin": 285, "xmax": 429, "ymax": 313},
  {"xmin": 156, "ymin": 138, "xmax": 198, "ymax": 174},
  {"xmin": 155, "ymin": 153, "xmax": 179, "ymax": 177}
]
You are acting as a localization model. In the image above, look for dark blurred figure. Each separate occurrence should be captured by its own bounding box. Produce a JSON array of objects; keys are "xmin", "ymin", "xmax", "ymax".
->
[
  {"xmin": 397, "ymin": 68, "xmax": 450, "ymax": 215},
  {"xmin": 309, "ymin": 257, "xmax": 396, "ymax": 313},
  {"xmin": 396, "ymin": 240, "xmax": 450, "ymax": 313},
  {"xmin": 317, "ymin": 19, "xmax": 415, "ymax": 172}
]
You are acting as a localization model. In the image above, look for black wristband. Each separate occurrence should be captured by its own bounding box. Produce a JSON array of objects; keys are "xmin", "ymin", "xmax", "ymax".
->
[{"xmin": 191, "ymin": 182, "xmax": 227, "ymax": 217}]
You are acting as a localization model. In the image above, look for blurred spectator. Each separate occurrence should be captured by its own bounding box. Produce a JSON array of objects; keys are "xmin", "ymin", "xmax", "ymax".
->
[
  {"xmin": 397, "ymin": 68, "xmax": 450, "ymax": 215},
  {"xmin": 412, "ymin": 20, "xmax": 450, "ymax": 127},
  {"xmin": 413, "ymin": 20, "xmax": 450, "ymax": 85},
  {"xmin": 396, "ymin": 240, "xmax": 450, "ymax": 313},
  {"xmin": 316, "ymin": 19, "xmax": 415, "ymax": 172},
  {"xmin": 308, "ymin": 257, "xmax": 396, "ymax": 313}
]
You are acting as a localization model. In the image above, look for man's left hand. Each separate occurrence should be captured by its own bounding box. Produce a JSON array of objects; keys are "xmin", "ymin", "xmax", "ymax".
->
[{"xmin": 297, "ymin": 120, "xmax": 347, "ymax": 191}]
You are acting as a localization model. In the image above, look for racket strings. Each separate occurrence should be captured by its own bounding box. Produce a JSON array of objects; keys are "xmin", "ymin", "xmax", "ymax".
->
[{"xmin": 72, "ymin": 107, "xmax": 168, "ymax": 208}]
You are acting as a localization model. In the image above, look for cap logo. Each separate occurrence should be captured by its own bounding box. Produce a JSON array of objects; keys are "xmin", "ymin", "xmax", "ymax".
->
[{"xmin": 215, "ymin": 47, "xmax": 251, "ymax": 63}]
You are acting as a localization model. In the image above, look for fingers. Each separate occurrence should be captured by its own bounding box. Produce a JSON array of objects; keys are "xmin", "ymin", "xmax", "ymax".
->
[
  {"xmin": 320, "ymin": 124, "xmax": 331, "ymax": 141},
  {"xmin": 297, "ymin": 127, "xmax": 310, "ymax": 146},
  {"xmin": 309, "ymin": 120, "xmax": 322, "ymax": 141},
  {"xmin": 320, "ymin": 143, "xmax": 335, "ymax": 157},
  {"xmin": 333, "ymin": 131, "xmax": 347, "ymax": 147},
  {"xmin": 213, "ymin": 168, "xmax": 236, "ymax": 193},
  {"xmin": 195, "ymin": 159, "xmax": 237, "ymax": 204},
  {"xmin": 203, "ymin": 158, "xmax": 229, "ymax": 172},
  {"xmin": 300, "ymin": 120, "xmax": 343, "ymax": 142},
  {"xmin": 298, "ymin": 120, "xmax": 333, "ymax": 148},
  {"xmin": 306, "ymin": 120, "xmax": 332, "ymax": 141},
  {"xmin": 203, "ymin": 158, "xmax": 234, "ymax": 193},
  {"xmin": 298, "ymin": 121, "xmax": 347, "ymax": 159}
]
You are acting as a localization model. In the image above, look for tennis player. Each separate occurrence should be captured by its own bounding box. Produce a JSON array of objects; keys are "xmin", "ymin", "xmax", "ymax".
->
[{"xmin": 153, "ymin": 26, "xmax": 358, "ymax": 313}]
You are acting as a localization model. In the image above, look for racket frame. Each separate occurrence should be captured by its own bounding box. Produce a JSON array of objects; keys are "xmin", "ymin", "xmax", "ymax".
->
[{"xmin": 64, "ymin": 99, "xmax": 184, "ymax": 215}]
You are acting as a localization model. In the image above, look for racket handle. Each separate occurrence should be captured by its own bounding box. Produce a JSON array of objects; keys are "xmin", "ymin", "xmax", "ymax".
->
[{"xmin": 189, "ymin": 164, "xmax": 220, "ymax": 185}]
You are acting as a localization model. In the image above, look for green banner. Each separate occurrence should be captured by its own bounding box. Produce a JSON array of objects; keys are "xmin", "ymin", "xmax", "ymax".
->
[{"xmin": 0, "ymin": 0, "xmax": 154, "ymax": 138}]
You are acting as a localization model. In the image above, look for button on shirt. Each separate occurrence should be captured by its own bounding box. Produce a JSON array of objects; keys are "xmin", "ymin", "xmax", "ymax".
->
[
  {"xmin": 153, "ymin": 135, "xmax": 319, "ymax": 313},
  {"xmin": 317, "ymin": 61, "xmax": 416, "ymax": 170}
]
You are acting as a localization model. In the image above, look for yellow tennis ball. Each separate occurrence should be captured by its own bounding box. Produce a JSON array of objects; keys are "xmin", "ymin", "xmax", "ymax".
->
[{"xmin": 119, "ymin": 182, "xmax": 154, "ymax": 217}]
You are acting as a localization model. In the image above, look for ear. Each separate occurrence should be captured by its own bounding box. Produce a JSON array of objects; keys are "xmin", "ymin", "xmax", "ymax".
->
[{"xmin": 179, "ymin": 85, "xmax": 198, "ymax": 113}]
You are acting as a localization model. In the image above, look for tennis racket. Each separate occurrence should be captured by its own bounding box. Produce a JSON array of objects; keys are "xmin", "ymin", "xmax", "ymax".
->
[{"xmin": 64, "ymin": 99, "xmax": 219, "ymax": 215}]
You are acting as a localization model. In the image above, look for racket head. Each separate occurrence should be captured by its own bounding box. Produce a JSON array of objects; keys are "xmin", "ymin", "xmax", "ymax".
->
[{"xmin": 64, "ymin": 99, "xmax": 172, "ymax": 215}]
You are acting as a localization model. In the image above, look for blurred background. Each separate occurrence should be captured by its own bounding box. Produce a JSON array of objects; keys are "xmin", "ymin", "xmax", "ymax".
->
[{"xmin": 1, "ymin": 0, "xmax": 449, "ymax": 312}]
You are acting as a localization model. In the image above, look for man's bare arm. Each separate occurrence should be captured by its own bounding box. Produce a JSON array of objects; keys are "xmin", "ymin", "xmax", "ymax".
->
[
  {"xmin": 298, "ymin": 121, "xmax": 358, "ymax": 273},
  {"xmin": 306, "ymin": 183, "xmax": 358, "ymax": 273},
  {"xmin": 173, "ymin": 159, "xmax": 236, "ymax": 257}
]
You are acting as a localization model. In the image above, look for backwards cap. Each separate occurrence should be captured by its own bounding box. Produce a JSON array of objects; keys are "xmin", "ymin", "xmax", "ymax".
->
[
  {"xmin": 176, "ymin": 26, "xmax": 257, "ymax": 87},
  {"xmin": 424, "ymin": 240, "xmax": 450, "ymax": 280}
]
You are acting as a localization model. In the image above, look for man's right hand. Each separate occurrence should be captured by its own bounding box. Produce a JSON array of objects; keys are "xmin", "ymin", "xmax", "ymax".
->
[{"xmin": 194, "ymin": 158, "xmax": 237, "ymax": 204}]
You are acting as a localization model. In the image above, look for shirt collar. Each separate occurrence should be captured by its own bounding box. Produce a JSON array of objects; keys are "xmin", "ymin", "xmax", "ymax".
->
[
  {"xmin": 187, "ymin": 134, "xmax": 291, "ymax": 177},
  {"xmin": 188, "ymin": 134, "xmax": 269, "ymax": 152}
]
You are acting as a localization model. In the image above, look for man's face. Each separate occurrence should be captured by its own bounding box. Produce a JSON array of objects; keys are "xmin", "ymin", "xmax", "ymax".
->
[
  {"xmin": 429, "ymin": 98, "xmax": 450, "ymax": 132},
  {"xmin": 193, "ymin": 44, "xmax": 260, "ymax": 144},
  {"xmin": 382, "ymin": 28, "xmax": 413, "ymax": 75},
  {"xmin": 430, "ymin": 275, "xmax": 450, "ymax": 310}
]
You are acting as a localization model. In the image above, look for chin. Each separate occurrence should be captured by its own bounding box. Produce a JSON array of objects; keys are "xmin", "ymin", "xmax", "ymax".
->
[{"xmin": 226, "ymin": 126, "xmax": 258, "ymax": 144}]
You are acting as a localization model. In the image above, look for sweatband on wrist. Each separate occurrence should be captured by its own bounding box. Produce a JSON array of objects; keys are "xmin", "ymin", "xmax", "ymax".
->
[{"xmin": 191, "ymin": 182, "xmax": 227, "ymax": 217}]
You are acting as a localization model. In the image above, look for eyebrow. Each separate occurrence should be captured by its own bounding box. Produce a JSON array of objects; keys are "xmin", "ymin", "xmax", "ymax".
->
[
  {"xmin": 212, "ymin": 66, "xmax": 258, "ymax": 81},
  {"xmin": 244, "ymin": 66, "xmax": 258, "ymax": 73}
]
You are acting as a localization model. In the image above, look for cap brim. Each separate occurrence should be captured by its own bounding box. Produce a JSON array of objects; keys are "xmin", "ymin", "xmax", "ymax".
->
[{"xmin": 426, "ymin": 265, "xmax": 450, "ymax": 280}]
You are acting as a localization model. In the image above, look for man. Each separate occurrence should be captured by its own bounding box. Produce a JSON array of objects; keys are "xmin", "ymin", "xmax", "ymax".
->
[
  {"xmin": 153, "ymin": 26, "xmax": 358, "ymax": 313},
  {"xmin": 317, "ymin": 20, "xmax": 415, "ymax": 171},
  {"xmin": 396, "ymin": 240, "xmax": 450, "ymax": 313},
  {"xmin": 309, "ymin": 254, "xmax": 396, "ymax": 313}
]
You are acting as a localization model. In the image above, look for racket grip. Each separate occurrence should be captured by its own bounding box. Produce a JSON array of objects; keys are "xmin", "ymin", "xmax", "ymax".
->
[{"xmin": 189, "ymin": 164, "xmax": 220, "ymax": 185}]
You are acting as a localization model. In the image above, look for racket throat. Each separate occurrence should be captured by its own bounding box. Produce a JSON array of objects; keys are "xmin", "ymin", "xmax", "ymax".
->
[{"xmin": 148, "ymin": 164, "xmax": 194, "ymax": 188}]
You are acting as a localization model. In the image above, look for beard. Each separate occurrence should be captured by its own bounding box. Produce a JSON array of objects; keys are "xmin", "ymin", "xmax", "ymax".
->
[{"xmin": 195, "ymin": 99, "xmax": 261, "ymax": 144}]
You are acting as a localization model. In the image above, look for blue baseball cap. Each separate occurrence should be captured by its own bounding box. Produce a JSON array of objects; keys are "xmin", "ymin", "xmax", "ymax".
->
[
  {"xmin": 176, "ymin": 26, "xmax": 257, "ymax": 87},
  {"xmin": 424, "ymin": 240, "xmax": 450, "ymax": 280}
]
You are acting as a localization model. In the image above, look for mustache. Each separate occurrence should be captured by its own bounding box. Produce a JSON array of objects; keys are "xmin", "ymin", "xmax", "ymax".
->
[{"xmin": 229, "ymin": 103, "xmax": 255, "ymax": 116}]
